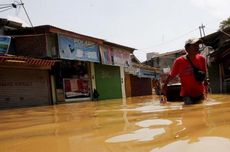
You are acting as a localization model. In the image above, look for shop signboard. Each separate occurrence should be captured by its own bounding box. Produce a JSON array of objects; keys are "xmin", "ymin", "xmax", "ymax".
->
[
  {"xmin": 0, "ymin": 36, "xmax": 11, "ymax": 54},
  {"xmin": 99, "ymin": 45, "xmax": 113, "ymax": 65},
  {"xmin": 99, "ymin": 45, "xmax": 131, "ymax": 67},
  {"xmin": 58, "ymin": 34, "xmax": 100, "ymax": 62},
  {"xmin": 124, "ymin": 66, "xmax": 139, "ymax": 75},
  {"xmin": 138, "ymin": 69, "xmax": 156, "ymax": 78}
]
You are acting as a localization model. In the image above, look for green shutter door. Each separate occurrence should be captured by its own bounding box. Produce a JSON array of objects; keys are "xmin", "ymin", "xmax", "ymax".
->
[{"xmin": 94, "ymin": 63, "xmax": 122, "ymax": 100}]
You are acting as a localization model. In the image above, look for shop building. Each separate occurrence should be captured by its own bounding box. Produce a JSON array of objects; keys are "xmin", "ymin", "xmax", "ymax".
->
[
  {"xmin": 125, "ymin": 55, "xmax": 159, "ymax": 97},
  {"xmin": 5, "ymin": 23, "xmax": 135, "ymax": 102},
  {"xmin": 0, "ymin": 19, "xmax": 57, "ymax": 109},
  {"xmin": 0, "ymin": 55, "xmax": 56, "ymax": 109},
  {"xmin": 94, "ymin": 41, "xmax": 134, "ymax": 100}
]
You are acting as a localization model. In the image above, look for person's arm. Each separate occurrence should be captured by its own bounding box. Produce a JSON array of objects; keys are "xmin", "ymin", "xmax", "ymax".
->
[
  {"xmin": 201, "ymin": 54, "xmax": 209, "ymax": 99},
  {"xmin": 161, "ymin": 57, "xmax": 180, "ymax": 95},
  {"xmin": 203, "ymin": 55, "xmax": 209, "ymax": 94},
  {"xmin": 161, "ymin": 74, "xmax": 174, "ymax": 95},
  {"xmin": 204, "ymin": 78, "xmax": 209, "ymax": 98}
]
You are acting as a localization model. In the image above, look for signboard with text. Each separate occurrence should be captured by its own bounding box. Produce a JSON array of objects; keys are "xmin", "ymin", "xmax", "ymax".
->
[
  {"xmin": 0, "ymin": 36, "xmax": 11, "ymax": 54},
  {"xmin": 99, "ymin": 45, "xmax": 131, "ymax": 67},
  {"xmin": 58, "ymin": 34, "xmax": 100, "ymax": 62}
]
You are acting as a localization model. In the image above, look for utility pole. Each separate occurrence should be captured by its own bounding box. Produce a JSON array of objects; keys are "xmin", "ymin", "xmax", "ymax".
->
[{"xmin": 199, "ymin": 24, "xmax": 205, "ymax": 38}]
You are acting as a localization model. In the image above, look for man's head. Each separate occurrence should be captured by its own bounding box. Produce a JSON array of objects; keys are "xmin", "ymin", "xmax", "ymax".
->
[{"xmin": 184, "ymin": 38, "xmax": 202, "ymax": 55}]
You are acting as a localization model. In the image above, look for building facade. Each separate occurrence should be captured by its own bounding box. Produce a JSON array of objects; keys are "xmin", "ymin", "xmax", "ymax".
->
[{"xmin": 3, "ymin": 21, "xmax": 135, "ymax": 105}]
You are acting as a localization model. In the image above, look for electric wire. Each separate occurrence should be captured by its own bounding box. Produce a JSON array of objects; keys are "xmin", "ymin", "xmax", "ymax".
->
[
  {"xmin": 0, "ymin": 4, "xmax": 13, "ymax": 6},
  {"xmin": 0, "ymin": 1, "xmax": 33, "ymax": 27},
  {"xmin": 0, "ymin": 5, "xmax": 12, "ymax": 9},
  {"xmin": 139, "ymin": 27, "xmax": 199, "ymax": 51},
  {"xmin": 19, "ymin": 0, "xmax": 33, "ymax": 27},
  {"xmin": 219, "ymin": 29, "xmax": 230, "ymax": 37},
  {"xmin": 206, "ymin": 26, "xmax": 230, "ymax": 38},
  {"xmin": 0, "ymin": 2, "xmax": 21, "ymax": 13},
  {"xmin": 0, "ymin": 6, "xmax": 13, "ymax": 13}
]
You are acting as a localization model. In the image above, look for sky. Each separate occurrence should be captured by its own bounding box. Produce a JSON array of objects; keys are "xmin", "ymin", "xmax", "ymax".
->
[{"xmin": 0, "ymin": 0, "xmax": 229, "ymax": 62}]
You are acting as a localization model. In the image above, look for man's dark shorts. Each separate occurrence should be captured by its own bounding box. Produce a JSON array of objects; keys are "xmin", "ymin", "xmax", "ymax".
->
[{"xmin": 183, "ymin": 95, "xmax": 204, "ymax": 105}]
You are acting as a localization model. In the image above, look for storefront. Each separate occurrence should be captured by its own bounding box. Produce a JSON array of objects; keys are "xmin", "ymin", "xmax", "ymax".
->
[
  {"xmin": 4, "ymin": 24, "xmax": 136, "ymax": 102},
  {"xmin": 125, "ymin": 64, "xmax": 157, "ymax": 97},
  {"xmin": 0, "ymin": 55, "xmax": 56, "ymax": 109},
  {"xmin": 94, "ymin": 45, "xmax": 132, "ymax": 100},
  {"xmin": 56, "ymin": 34, "xmax": 100, "ymax": 102},
  {"xmin": 94, "ymin": 63, "xmax": 122, "ymax": 100},
  {"xmin": 54, "ymin": 60, "xmax": 91, "ymax": 102}
]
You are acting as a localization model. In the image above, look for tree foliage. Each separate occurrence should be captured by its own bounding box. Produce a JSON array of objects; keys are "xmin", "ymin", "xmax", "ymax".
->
[{"xmin": 219, "ymin": 17, "xmax": 230, "ymax": 29}]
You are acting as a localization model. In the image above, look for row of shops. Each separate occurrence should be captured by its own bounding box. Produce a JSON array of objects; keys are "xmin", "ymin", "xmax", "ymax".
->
[{"xmin": 0, "ymin": 19, "xmax": 158, "ymax": 109}]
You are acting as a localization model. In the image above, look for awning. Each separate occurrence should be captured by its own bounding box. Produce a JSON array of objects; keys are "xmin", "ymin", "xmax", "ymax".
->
[{"xmin": 0, "ymin": 55, "xmax": 58, "ymax": 66}]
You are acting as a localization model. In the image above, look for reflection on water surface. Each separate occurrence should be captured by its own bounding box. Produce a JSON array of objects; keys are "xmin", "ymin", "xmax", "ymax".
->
[{"xmin": 0, "ymin": 94, "xmax": 230, "ymax": 152}]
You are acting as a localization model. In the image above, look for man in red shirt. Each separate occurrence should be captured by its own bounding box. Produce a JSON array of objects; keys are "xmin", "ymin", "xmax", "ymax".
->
[{"xmin": 161, "ymin": 38, "xmax": 208, "ymax": 105}]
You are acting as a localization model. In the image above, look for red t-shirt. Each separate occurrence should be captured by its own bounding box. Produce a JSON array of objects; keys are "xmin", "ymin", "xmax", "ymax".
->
[{"xmin": 170, "ymin": 54, "xmax": 206, "ymax": 97}]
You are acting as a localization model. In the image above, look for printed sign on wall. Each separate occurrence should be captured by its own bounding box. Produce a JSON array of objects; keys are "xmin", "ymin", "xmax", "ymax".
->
[
  {"xmin": 99, "ymin": 45, "xmax": 113, "ymax": 65},
  {"xmin": 63, "ymin": 78, "xmax": 90, "ymax": 98},
  {"xmin": 99, "ymin": 45, "xmax": 131, "ymax": 67},
  {"xmin": 0, "ymin": 36, "xmax": 11, "ymax": 54},
  {"xmin": 58, "ymin": 34, "xmax": 100, "ymax": 62}
]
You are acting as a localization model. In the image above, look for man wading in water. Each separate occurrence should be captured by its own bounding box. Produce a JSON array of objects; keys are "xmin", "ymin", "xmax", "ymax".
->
[{"xmin": 161, "ymin": 38, "xmax": 208, "ymax": 105}]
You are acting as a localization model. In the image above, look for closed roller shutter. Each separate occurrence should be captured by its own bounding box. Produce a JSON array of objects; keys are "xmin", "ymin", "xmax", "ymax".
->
[
  {"xmin": 0, "ymin": 68, "xmax": 51, "ymax": 109},
  {"xmin": 94, "ymin": 63, "xmax": 122, "ymax": 100}
]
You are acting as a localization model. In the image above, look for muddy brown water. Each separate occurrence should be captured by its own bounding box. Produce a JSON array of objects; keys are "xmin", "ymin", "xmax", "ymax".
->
[{"xmin": 0, "ymin": 94, "xmax": 230, "ymax": 152}]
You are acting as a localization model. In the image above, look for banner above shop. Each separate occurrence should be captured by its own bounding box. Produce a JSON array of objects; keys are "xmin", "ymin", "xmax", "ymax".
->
[
  {"xmin": 58, "ymin": 34, "xmax": 100, "ymax": 62},
  {"xmin": 99, "ymin": 45, "xmax": 131, "ymax": 67},
  {"xmin": 124, "ymin": 67, "xmax": 139, "ymax": 75},
  {"xmin": 137, "ymin": 69, "xmax": 156, "ymax": 78},
  {"xmin": 0, "ymin": 36, "xmax": 11, "ymax": 54}
]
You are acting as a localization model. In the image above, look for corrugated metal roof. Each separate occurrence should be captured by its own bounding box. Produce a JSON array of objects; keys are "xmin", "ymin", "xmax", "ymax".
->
[
  {"xmin": 132, "ymin": 62, "xmax": 160, "ymax": 73},
  {"xmin": 151, "ymin": 49, "xmax": 185, "ymax": 59}
]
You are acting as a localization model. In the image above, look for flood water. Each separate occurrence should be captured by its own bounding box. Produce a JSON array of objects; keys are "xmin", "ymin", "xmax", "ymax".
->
[{"xmin": 0, "ymin": 94, "xmax": 230, "ymax": 152}]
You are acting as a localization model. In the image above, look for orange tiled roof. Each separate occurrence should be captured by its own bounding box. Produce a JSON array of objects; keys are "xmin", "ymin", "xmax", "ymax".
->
[{"xmin": 0, "ymin": 55, "xmax": 58, "ymax": 66}]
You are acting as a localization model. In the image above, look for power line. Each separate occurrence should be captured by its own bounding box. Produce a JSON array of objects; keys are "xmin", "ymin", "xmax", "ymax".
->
[
  {"xmin": 219, "ymin": 29, "xmax": 230, "ymax": 38},
  {"xmin": 19, "ymin": 0, "xmax": 33, "ymax": 27},
  {"xmin": 0, "ymin": 2, "xmax": 22, "ymax": 11},
  {"xmin": 0, "ymin": 7, "xmax": 13, "ymax": 13},
  {"xmin": 138, "ymin": 27, "xmax": 199, "ymax": 51},
  {"xmin": 0, "ymin": 5, "xmax": 12, "ymax": 9},
  {"xmin": 0, "ymin": 1, "xmax": 33, "ymax": 27},
  {"xmin": 0, "ymin": 3, "xmax": 14, "ymax": 13}
]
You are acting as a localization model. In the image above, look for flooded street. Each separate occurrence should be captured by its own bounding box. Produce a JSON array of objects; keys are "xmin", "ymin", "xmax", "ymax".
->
[{"xmin": 0, "ymin": 94, "xmax": 230, "ymax": 152}]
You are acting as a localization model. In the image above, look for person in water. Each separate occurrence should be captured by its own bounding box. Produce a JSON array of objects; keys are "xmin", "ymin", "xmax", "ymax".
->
[{"xmin": 161, "ymin": 38, "xmax": 208, "ymax": 105}]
